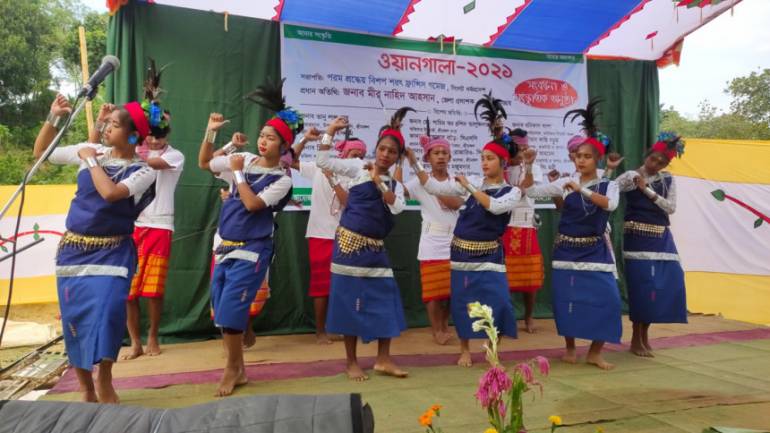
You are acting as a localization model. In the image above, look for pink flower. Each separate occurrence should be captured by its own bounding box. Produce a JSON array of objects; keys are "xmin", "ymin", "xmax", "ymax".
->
[
  {"xmin": 534, "ymin": 356, "xmax": 550, "ymax": 376},
  {"xmin": 475, "ymin": 366, "xmax": 512, "ymax": 408},
  {"xmin": 517, "ymin": 362, "xmax": 534, "ymax": 384}
]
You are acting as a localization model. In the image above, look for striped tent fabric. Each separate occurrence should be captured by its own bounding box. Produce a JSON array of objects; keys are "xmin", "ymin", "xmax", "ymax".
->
[{"xmin": 119, "ymin": 0, "xmax": 743, "ymax": 61}]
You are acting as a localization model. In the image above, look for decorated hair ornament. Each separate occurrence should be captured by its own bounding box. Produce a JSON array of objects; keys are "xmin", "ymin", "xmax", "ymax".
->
[
  {"xmin": 419, "ymin": 117, "xmax": 451, "ymax": 162},
  {"xmin": 475, "ymin": 92, "xmax": 514, "ymax": 162},
  {"xmin": 378, "ymin": 106, "xmax": 415, "ymax": 152},
  {"xmin": 651, "ymin": 131, "xmax": 685, "ymax": 160},
  {"xmin": 334, "ymin": 124, "xmax": 367, "ymax": 158},
  {"xmin": 140, "ymin": 58, "xmax": 171, "ymax": 137},
  {"xmin": 245, "ymin": 78, "xmax": 305, "ymax": 146},
  {"xmin": 508, "ymin": 127, "xmax": 527, "ymax": 156},
  {"xmin": 563, "ymin": 98, "xmax": 610, "ymax": 157},
  {"xmin": 474, "ymin": 91, "xmax": 507, "ymax": 139},
  {"xmin": 510, "ymin": 128, "xmax": 528, "ymax": 147},
  {"xmin": 567, "ymin": 134, "xmax": 584, "ymax": 152},
  {"xmin": 123, "ymin": 101, "xmax": 150, "ymax": 141},
  {"xmin": 482, "ymin": 139, "xmax": 512, "ymax": 162}
]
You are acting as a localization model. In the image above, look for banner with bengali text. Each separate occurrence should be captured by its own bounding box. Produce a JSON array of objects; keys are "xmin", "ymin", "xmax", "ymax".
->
[{"xmin": 281, "ymin": 24, "xmax": 588, "ymax": 209}]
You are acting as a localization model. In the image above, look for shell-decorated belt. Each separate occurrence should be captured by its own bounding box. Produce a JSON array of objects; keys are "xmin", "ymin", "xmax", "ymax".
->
[
  {"xmin": 58, "ymin": 231, "xmax": 128, "ymax": 252},
  {"xmin": 451, "ymin": 237, "xmax": 500, "ymax": 256},
  {"xmin": 554, "ymin": 233, "xmax": 601, "ymax": 248},
  {"xmin": 336, "ymin": 226, "xmax": 384, "ymax": 255},
  {"xmin": 624, "ymin": 221, "xmax": 666, "ymax": 238}
]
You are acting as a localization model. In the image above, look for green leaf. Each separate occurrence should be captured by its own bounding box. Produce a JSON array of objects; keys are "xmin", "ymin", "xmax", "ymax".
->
[
  {"xmin": 754, "ymin": 218, "xmax": 763, "ymax": 228},
  {"xmin": 1, "ymin": 245, "xmax": 7, "ymax": 253},
  {"xmin": 33, "ymin": 222, "xmax": 40, "ymax": 232},
  {"xmin": 711, "ymin": 189, "xmax": 726, "ymax": 201},
  {"xmin": 463, "ymin": 0, "xmax": 476, "ymax": 14},
  {"xmin": 33, "ymin": 233, "xmax": 41, "ymax": 241}
]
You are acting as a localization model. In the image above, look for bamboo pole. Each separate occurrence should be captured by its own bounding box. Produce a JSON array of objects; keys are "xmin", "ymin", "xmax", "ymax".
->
[{"xmin": 78, "ymin": 26, "xmax": 94, "ymax": 135}]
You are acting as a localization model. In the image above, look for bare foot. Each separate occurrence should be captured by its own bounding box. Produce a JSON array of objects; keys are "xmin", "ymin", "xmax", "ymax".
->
[
  {"xmin": 145, "ymin": 339, "xmax": 162, "ymax": 356},
  {"xmin": 630, "ymin": 342, "xmax": 653, "ymax": 358},
  {"xmin": 524, "ymin": 318, "xmax": 536, "ymax": 334},
  {"xmin": 81, "ymin": 390, "xmax": 98, "ymax": 403},
  {"xmin": 346, "ymin": 363, "xmax": 369, "ymax": 382},
  {"xmin": 243, "ymin": 330, "xmax": 257, "ymax": 349},
  {"xmin": 642, "ymin": 340, "xmax": 654, "ymax": 353},
  {"xmin": 316, "ymin": 332, "xmax": 334, "ymax": 345},
  {"xmin": 215, "ymin": 367, "xmax": 248, "ymax": 397},
  {"xmin": 433, "ymin": 331, "xmax": 451, "ymax": 346},
  {"xmin": 561, "ymin": 350, "xmax": 578, "ymax": 364},
  {"xmin": 457, "ymin": 351, "xmax": 472, "ymax": 367},
  {"xmin": 374, "ymin": 360, "xmax": 408, "ymax": 378},
  {"xmin": 586, "ymin": 352, "xmax": 615, "ymax": 370},
  {"xmin": 120, "ymin": 345, "xmax": 143, "ymax": 360},
  {"xmin": 95, "ymin": 383, "xmax": 120, "ymax": 404}
]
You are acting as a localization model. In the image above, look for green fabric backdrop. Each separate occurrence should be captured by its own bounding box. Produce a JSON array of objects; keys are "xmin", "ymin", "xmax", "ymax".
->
[{"xmin": 107, "ymin": 3, "xmax": 659, "ymax": 340}]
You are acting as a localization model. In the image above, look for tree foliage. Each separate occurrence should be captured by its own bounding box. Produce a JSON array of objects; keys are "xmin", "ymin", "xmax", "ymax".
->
[
  {"xmin": 661, "ymin": 99, "xmax": 770, "ymax": 141},
  {"xmin": 0, "ymin": 0, "xmax": 108, "ymax": 185},
  {"xmin": 61, "ymin": 11, "xmax": 110, "ymax": 86},
  {"xmin": 0, "ymin": 0, "xmax": 59, "ymax": 105},
  {"xmin": 726, "ymin": 68, "xmax": 770, "ymax": 126}
]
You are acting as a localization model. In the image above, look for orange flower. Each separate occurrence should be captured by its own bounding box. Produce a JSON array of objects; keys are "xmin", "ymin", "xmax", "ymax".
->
[
  {"xmin": 431, "ymin": 404, "xmax": 443, "ymax": 413},
  {"xmin": 418, "ymin": 413, "xmax": 433, "ymax": 427}
]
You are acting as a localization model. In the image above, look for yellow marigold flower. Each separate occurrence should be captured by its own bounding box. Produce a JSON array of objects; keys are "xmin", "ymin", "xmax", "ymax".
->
[
  {"xmin": 596, "ymin": 427, "xmax": 604, "ymax": 433},
  {"xmin": 483, "ymin": 428, "xmax": 498, "ymax": 433},
  {"xmin": 548, "ymin": 415, "xmax": 563, "ymax": 426}
]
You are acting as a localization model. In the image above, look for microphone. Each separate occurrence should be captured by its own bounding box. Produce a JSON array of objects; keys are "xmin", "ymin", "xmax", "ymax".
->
[{"xmin": 78, "ymin": 55, "xmax": 121, "ymax": 98}]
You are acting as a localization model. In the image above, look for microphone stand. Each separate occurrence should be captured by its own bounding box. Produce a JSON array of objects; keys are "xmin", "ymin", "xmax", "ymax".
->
[{"xmin": 0, "ymin": 92, "xmax": 91, "ymax": 220}]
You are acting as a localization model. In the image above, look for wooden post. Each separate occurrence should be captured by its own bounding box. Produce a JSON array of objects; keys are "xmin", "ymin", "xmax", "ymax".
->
[{"xmin": 78, "ymin": 26, "xmax": 94, "ymax": 136}]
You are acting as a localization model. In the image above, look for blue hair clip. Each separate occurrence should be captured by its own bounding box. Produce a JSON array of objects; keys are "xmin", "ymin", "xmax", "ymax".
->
[
  {"xmin": 276, "ymin": 109, "xmax": 301, "ymax": 129},
  {"xmin": 149, "ymin": 103, "xmax": 163, "ymax": 127},
  {"xmin": 128, "ymin": 134, "xmax": 138, "ymax": 145}
]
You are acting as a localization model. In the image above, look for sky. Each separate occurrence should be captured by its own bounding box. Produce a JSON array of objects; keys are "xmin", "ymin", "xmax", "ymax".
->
[
  {"xmin": 658, "ymin": 0, "xmax": 770, "ymax": 118},
  {"xmin": 80, "ymin": 0, "xmax": 769, "ymax": 119}
]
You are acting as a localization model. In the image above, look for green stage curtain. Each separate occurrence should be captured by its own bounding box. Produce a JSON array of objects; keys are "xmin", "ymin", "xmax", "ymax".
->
[{"xmin": 107, "ymin": 3, "xmax": 659, "ymax": 340}]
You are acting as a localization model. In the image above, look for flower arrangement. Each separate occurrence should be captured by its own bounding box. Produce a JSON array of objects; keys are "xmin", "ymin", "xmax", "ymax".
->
[{"xmin": 468, "ymin": 302, "xmax": 551, "ymax": 433}]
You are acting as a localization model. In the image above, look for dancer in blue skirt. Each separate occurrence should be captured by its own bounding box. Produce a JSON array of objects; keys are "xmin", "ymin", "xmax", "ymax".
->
[
  {"xmin": 198, "ymin": 80, "xmax": 300, "ymax": 396},
  {"xmin": 616, "ymin": 132, "xmax": 687, "ymax": 357},
  {"xmin": 407, "ymin": 93, "xmax": 521, "ymax": 367},
  {"xmin": 317, "ymin": 109, "xmax": 413, "ymax": 381},
  {"xmin": 526, "ymin": 100, "xmax": 622, "ymax": 370},
  {"xmin": 32, "ymin": 93, "xmax": 157, "ymax": 403}
]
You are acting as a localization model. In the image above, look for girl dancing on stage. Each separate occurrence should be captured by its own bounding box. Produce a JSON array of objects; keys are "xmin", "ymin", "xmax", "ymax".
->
[
  {"xmin": 119, "ymin": 60, "xmax": 185, "ymax": 360},
  {"xmin": 526, "ymin": 99, "xmax": 622, "ymax": 370},
  {"xmin": 406, "ymin": 92, "xmax": 520, "ymax": 367},
  {"xmin": 198, "ymin": 80, "xmax": 300, "ymax": 396},
  {"xmin": 403, "ymin": 119, "xmax": 462, "ymax": 345},
  {"xmin": 317, "ymin": 109, "xmax": 413, "ymax": 381},
  {"xmin": 33, "ymin": 94, "xmax": 158, "ymax": 403},
  {"xmin": 207, "ymin": 122, "xmax": 321, "ymax": 348},
  {"xmin": 503, "ymin": 128, "xmax": 544, "ymax": 333},
  {"xmin": 294, "ymin": 125, "xmax": 362, "ymax": 344},
  {"xmin": 616, "ymin": 132, "xmax": 687, "ymax": 357}
]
